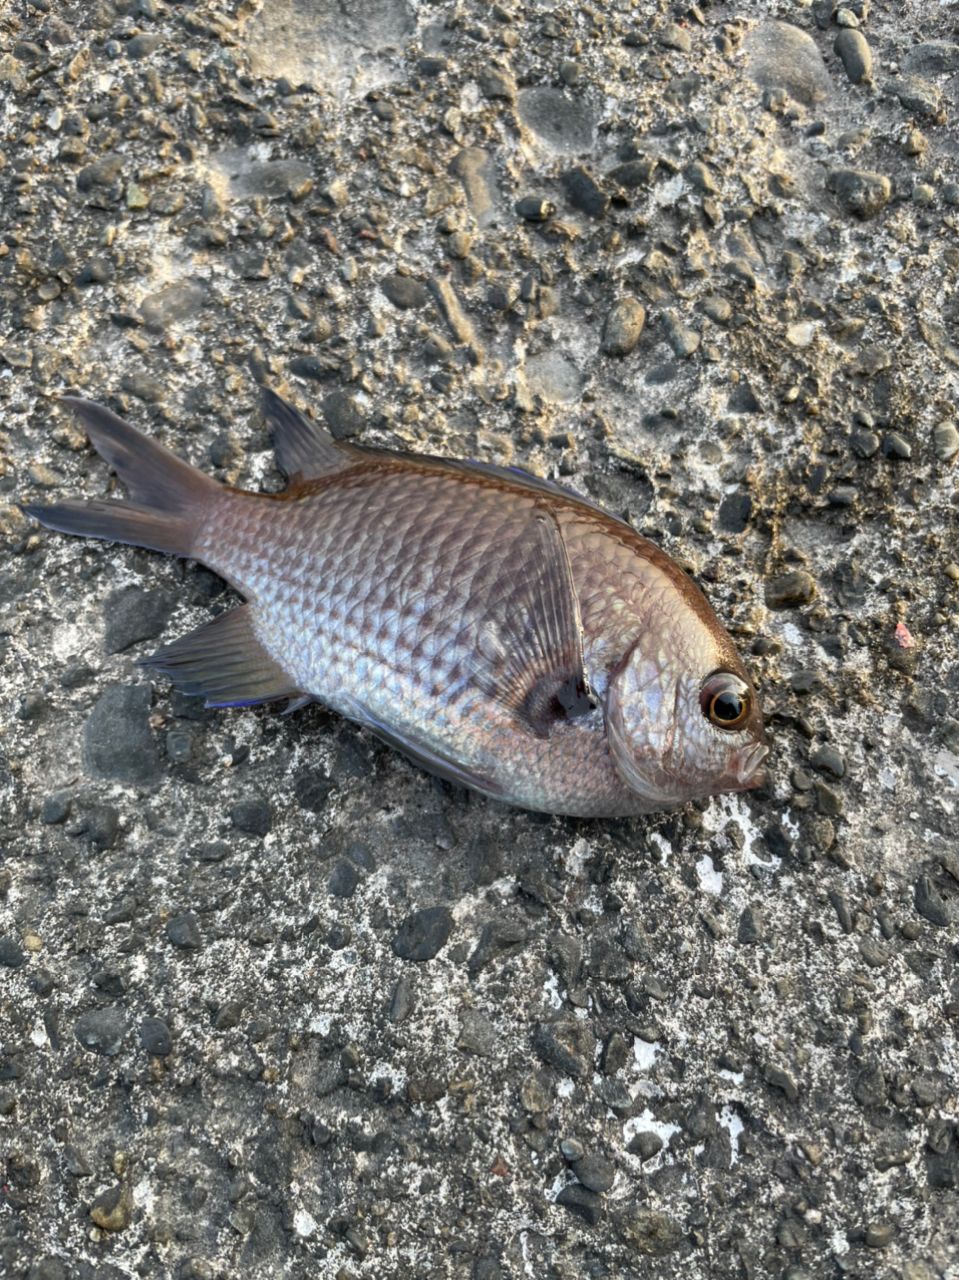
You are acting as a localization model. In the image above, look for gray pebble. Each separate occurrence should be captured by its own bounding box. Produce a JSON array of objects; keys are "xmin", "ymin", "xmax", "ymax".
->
[
  {"xmin": 381, "ymin": 273, "xmax": 429, "ymax": 310},
  {"xmin": 727, "ymin": 381, "xmax": 761, "ymax": 413},
  {"xmin": 573, "ymin": 1153, "xmax": 616, "ymax": 1193},
  {"xmin": 556, "ymin": 1183, "xmax": 602, "ymax": 1225},
  {"xmin": 533, "ymin": 1018, "xmax": 594, "ymax": 1078},
  {"xmin": 83, "ymin": 684, "xmax": 160, "ymax": 786},
  {"xmin": 120, "ymin": 371, "xmax": 164, "ymax": 403},
  {"xmin": 745, "ymin": 21, "xmax": 833, "ymax": 106},
  {"xmin": 685, "ymin": 160, "xmax": 718, "ymax": 194},
  {"xmin": 765, "ymin": 571, "xmax": 817, "ymax": 609},
  {"xmin": 127, "ymin": 32, "xmax": 161, "ymax": 58},
  {"xmin": 139, "ymin": 1016, "xmax": 172, "ymax": 1056},
  {"xmin": 903, "ymin": 41, "xmax": 959, "ymax": 76},
  {"xmin": 328, "ymin": 859, "xmax": 360, "ymax": 898},
  {"xmin": 886, "ymin": 76, "xmax": 942, "ymax": 119},
  {"xmin": 659, "ymin": 23, "xmax": 691, "ymax": 54},
  {"xmin": 562, "ymin": 165, "xmax": 609, "ymax": 218},
  {"xmin": 933, "ymin": 421, "xmax": 959, "ymax": 462},
  {"xmin": 882, "ymin": 431, "xmax": 912, "ymax": 460},
  {"xmin": 515, "ymin": 196, "xmax": 554, "ymax": 222},
  {"xmin": 827, "ymin": 168, "xmax": 891, "ymax": 219},
  {"xmin": 391, "ymin": 906, "xmax": 453, "ymax": 961},
  {"xmin": 738, "ymin": 905, "xmax": 764, "ymax": 944},
  {"xmin": 457, "ymin": 1009, "xmax": 497, "ymax": 1056},
  {"xmin": 915, "ymin": 876, "xmax": 952, "ymax": 927},
  {"xmin": 75, "ymin": 1007, "xmax": 127, "ymax": 1056},
  {"xmin": 41, "ymin": 790, "xmax": 72, "ymax": 824},
  {"xmin": 103, "ymin": 586, "xmax": 170, "ymax": 654},
  {"xmin": 851, "ymin": 428, "xmax": 880, "ymax": 458},
  {"xmin": 810, "ymin": 745, "xmax": 845, "ymax": 778},
  {"xmin": 322, "ymin": 391, "xmax": 364, "ymax": 440},
  {"xmin": 293, "ymin": 768, "xmax": 332, "ymax": 811},
  {"xmin": 662, "ymin": 311, "xmax": 700, "ymax": 358},
  {"xmin": 864, "ymin": 1222, "xmax": 896, "ymax": 1249},
  {"xmin": 0, "ymin": 936, "xmax": 25, "ymax": 968},
  {"xmin": 601, "ymin": 298, "xmax": 645, "ymax": 356},
  {"xmin": 231, "ymin": 797, "xmax": 273, "ymax": 835},
  {"xmin": 166, "ymin": 912, "xmax": 202, "ymax": 949},
  {"xmin": 764, "ymin": 1062, "xmax": 799, "ymax": 1102},
  {"xmin": 834, "ymin": 29, "xmax": 872, "ymax": 84},
  {"xmin": 627, "ymin": 1130, "xmax": 664, "ymax": 1161},
  {"xmin": 517, "ymin": 88, "xmax": 598, "ymax": 153}
]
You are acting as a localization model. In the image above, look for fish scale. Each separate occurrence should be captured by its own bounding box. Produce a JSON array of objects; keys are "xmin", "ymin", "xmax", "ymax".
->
[{"xmin": 23, "ymin": 393, "xmax": 768, "ymax": 817}]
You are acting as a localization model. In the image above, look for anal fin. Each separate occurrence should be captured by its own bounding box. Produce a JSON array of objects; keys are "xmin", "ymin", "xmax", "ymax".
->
[{"xmin": 141, "ymin": 605, "xmax": 302, "ymax": 709}]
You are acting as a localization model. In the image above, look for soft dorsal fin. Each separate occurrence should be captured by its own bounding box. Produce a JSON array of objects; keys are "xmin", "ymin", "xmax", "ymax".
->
[{"xmin": 261, "ymin": 388, "xmax": 355, "ymax": 483}]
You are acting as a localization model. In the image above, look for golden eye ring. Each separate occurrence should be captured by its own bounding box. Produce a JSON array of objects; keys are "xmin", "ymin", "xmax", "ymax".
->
[{"xmin": 700, "ymin": 673, "xmax": 751, "ymax": 731}]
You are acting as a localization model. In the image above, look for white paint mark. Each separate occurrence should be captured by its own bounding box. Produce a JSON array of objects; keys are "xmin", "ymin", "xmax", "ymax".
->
[{"xmin": 696, "ymin": 854, "xmax": 723, "ymax": 895}]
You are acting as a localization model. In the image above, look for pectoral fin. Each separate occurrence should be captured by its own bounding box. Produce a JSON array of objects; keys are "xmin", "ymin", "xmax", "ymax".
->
[
  {"xmin": 464, "ymin": 507, "xmax": 593, "ymax": 738},
  {"xmin": 141, "ymin": 605, "xmax": 302, "ymax": 709}
]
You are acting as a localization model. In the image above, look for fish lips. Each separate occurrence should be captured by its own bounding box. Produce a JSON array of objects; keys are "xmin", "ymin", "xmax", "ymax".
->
[{"xmin": 719, "ymin": 740, "xmax": 770, "ymax": 794}]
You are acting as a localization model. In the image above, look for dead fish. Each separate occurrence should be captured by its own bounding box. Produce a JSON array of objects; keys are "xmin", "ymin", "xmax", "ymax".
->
[{"xmin": 22, "ymin": 392, "xmax": 767, "ymax": 817}]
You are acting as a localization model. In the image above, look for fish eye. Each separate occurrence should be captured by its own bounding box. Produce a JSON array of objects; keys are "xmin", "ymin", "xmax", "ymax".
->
[{"xmin": 700, "ymin": 672, "xmax": 751, "ymax": 731}]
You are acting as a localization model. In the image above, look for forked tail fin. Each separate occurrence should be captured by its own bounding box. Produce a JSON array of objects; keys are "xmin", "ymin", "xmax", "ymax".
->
[{"xmin": 21, "ymin": 397, "xmax": 219, "ymax": 557}]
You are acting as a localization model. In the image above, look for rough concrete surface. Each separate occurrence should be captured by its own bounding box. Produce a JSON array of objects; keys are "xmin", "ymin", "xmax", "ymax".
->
[{"xmin": 2, "ymin": 0, "xmax": 958, "ymax": 1277}]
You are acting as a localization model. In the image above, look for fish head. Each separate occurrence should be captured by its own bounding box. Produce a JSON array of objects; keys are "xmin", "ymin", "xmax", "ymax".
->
[{"xmin": 605, "ymin": 628, "xmax": 767, "ymax": 808}]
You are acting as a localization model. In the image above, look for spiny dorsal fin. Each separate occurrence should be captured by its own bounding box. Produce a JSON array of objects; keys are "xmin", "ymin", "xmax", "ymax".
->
[{"xmin": 261, "ymin": 388, "xmax": 355, "ymax": 483}]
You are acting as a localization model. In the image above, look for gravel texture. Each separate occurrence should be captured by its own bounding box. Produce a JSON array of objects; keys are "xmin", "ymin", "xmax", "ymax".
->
[{"xmin": 2, "ymin": 1, "xmax": 958, "ymax": 1277}]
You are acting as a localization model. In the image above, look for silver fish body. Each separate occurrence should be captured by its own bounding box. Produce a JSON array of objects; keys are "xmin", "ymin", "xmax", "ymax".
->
[{"xmin": 23, "ymin": 393, "xmax": 768, "ymax": 817}]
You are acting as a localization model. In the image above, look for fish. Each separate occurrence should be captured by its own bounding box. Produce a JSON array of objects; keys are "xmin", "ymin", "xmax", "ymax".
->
[{"xmin": 21, "ymin": 391, "xmax": 768, "ymax": 817}]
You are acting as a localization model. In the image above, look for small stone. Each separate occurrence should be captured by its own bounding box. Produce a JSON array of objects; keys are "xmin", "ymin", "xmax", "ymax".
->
[
  {"xmin": 745, "ymin": 20, "xmax": 833, "ymax": 106},
  {"xmin": 851, "ymin": 429, "xmax": 880, "ymax": 458},
  {"xmin": 882, "ymin": 431, "xmax": 912, "ymax": 460},
  {"xmin": 864, "ymin": 1222, "xmax": 896, "ymax": 1249},
  {"xmin": 392, "ymin": 906, "xmax": 453, "ymax": 961},
  {"xmin": 457, "ymin": 1010, "xmax": 497, "ymax": 1057},
  {"xmin": 0, "ymin": 936, "xmax": 25, "ymax": 968},
  {"xmin": 572, "ymin": 1153, "xmax": 616, "ymax": 1193},
  {"xmin": 293, "ymin": 768, "xmax": 332, "ymax": 812},
  {"xmin": 737, "ymin": 905, "xmax": 764, "ymax": 944},
  {"xmin": 328, "ymin": 859, "xmax": 360, "ymax": 899},
  {"xmin": 810, "ymin": 745, "xmax": 845, "ymax": 779},
  {"xmin": 618, "ymin": 1207, "xmax": 683, "ymax": 1255},
  {"xmin": 659, "ymin": 23, "xmax": 691, "ymax": 54},
  {"xmin": 764, "ymin": 1062, "xmax": 799, "ymax": 1102},
  {"xmin": 139, "ymin": 1016, "xmax": 172, "ymax": 1056},
  {"xmin": 628, "ymin": 1130, "xmax": 665, "ymax": 1161},
  {"xmin": 127, "ymin": 32, "xmax": 161, "ymax": 58},
  {"xmin": 381, "ymin": 274, "xmax": 429, "ymax": 310},
  {"xmin": 765, "ymin": 571, "xmax": 817, "ymax": 609},
  {"xmin": 826, "ymin": 168, "xmax": 891, "ymax": 219},
  {"xmin": 717, "ymin": 492, "xmax": 752, "ymax": 534},
  {"xmin": 322, "ymin": 391, "xmax": 364, "ymax": 440},
  {"xmin": 685, "ymin": 160, "xmax": 718, "ymax": 194},
  {"xmin": 533, "ymin": 1019, "xmax": 594, "ymax": 1078},
  {"xmin": 89, "ymin": 1183, "xmax": 133, "ymax": 1232},
  {"xmin": 562, "ymin": 166, "xmax": 609, "ymax": 217},
  {"xmin": 166, "ymin": 912, "xmax": 202, "ymax": 949},
  {"xmin": 786, "ymin": 321, "xmax": 816, "ymax": 348},
  {"xmin": 234, "ymin": 252, "xmax": 271, "ymax": 280},
  {"xmin": 915, "ymin": 876, "xmax": 952, "ymax": 928},
  {"xmin": 556, "ymin": 1184, "xmax": 602, "ymax": 1225},
  {"xmin": 83, "ymin": 685, "xmax": 160, "ymax": 786},
  {"xmin": 601, "ymin": 298, "xmax": 645, "ymax": 356},
  {"xmin": 932, "ymin": 421, "xmax": 959, "ymax": 462},
  {"xmin": 231, "ymin": 797, "xmax": 273, "ymax": 836},
  {"xmin": 834, "ymin": 29, "xmax": 872, "ymax": 84},
  {"xmin": 662, "ymin": 311, "xmax": 700, "ymax": 358},
  {"xmin": 478, "ymin": 68, "xmax": 514, "ymax": 100},
  {"xmin": 517, "ymin": 87, "xmax": 598, "ymax": 154},
  {"xmin": 887, "ymin": 75, "xmax": 942, "ymax": 120},
  {"xmin": 103, "ymin": 587, "xmax": 170, "ymax": 653},
  {"xmin": 701, "ymin": 295, "xmax": 732, "ymax": 325},
  {"xmin": 75, "ymin": 1007, "xmax": 127, "ymax": 1056},
  {"xmin": 515, "ymin": 196, "xmax": 553, "ymax": 222},
  {"xmin": 904, "ymin": 42, "xmax": 959, "ymax": 76},
  {"xmin": 727, "ymin": 381, "xmax": 761, "ymax": 413}
]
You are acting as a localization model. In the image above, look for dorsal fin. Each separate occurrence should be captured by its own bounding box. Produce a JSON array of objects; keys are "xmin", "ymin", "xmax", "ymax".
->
[{"xmin": 261, "ymin": 388, "xmax": 355, "ymax": 483}]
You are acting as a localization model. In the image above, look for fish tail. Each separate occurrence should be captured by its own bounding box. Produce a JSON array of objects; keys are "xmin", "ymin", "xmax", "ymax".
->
[{"xmin": 22, "ymin": 397, "xmax": 219, "ymax": 557}]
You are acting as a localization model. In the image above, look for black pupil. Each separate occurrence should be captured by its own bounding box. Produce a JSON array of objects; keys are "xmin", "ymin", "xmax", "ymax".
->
[{"xmin": 713, "ymin": 691, "xmax": 744, "ymax": 723}]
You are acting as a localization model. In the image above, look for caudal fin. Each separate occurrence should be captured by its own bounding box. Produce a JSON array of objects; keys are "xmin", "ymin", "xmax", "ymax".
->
[{"xmin": 22, "ymin": 397, "xmax": 219, "ymax": 557}]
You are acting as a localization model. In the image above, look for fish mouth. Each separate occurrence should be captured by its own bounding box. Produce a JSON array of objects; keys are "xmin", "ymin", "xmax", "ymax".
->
[{"xmin": 724, "ymin": 741, "xmax": 770, "ymax": 793}]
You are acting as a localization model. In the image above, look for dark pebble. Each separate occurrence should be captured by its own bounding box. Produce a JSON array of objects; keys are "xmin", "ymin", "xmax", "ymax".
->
[
  {"xmin": 851, "ymin": 428, "xmax": 880, "ymax": 458},
  {"xmin": 0, "ymin": 936, "xmax": 25, "ymax": 968},
  {"xmin": 556, "ymin": 1183, "xmax": 602, "ymax": 1225},
  {"xmin": 601, "ymin": 297, "xmax": 646, "ymax": 357},
  {"xmin": 77, "ymin": 153, "xmax": 123, "ymax": 191},
  {"xmin": 834, "ymin": 29, "xmax": 872, "ymax": 84},
  {"xmin": 74, "ymin": 1007, "xmax": 127, "ymax": 1056},
  {"xmin": 826, "ymin": 168, "xmax": 892, "ymax": 220},
  {"xmin": 127, "ymin": 32, "xmax": 161, "ymax": 58},
  {"xmin": 627, "ymin": 1130, "xmax": 664, "ymax": 1161},
  {"xmin": 77, "ymin": 257, "xmax": 114, "ymax": 285},
  {"xmin": 77, "ymin": 803, "xmax": 120, "ymax": 849},
  {"xmin": 618, "ymin": 1206, "xmax": 683, "ymax": 1254},
  {"xmin": 139, "ymin": 1016, "xmax": 172, "ymax": 1056},
  {"xmin": 765, "ymin": 571, "xmax": 817, "ymax": 609},
  {"xmin": 82, "ymin": 684, "xmax": 161, "ymax": 786},
  {"xmin": 727, "ymin": 381, "xmax": 761, "ymax": 413},
  {"xmin": 322, "ymin": 391, "xmax": 364, "ymax": 440},
  {"xmin": 562, "ymin": 166, "xmax": 609, "ymax": 217},
  {"xmin": 915, "ymin": 876, "xmax": 952, "ymax": 927},
  {"xmin": 515, "ymin": 196, "xmax": 554, "ymax": 222},
  {"xmin": 231, "ymin": 797, "xmax": 273, "ymax": 836},
  {"xmin": 572, "ymin": 1153, "xmax": 616, "ymax": 1193},
  {"xmin": 166, "ymin": 912, "xmax": 202, "ymax": 949},
  {"xmin": 764, "ymin": 1062, "xmax": 799, "ymax": 1102},
  {"xmin": 738, "ymin": 905, "xmax": 764, "ymax": 944},
  {"xmin": 41, "ymin": 790, "xmax": 72, "ymax": 824},
  {"xmin": 381, "ymin": 274, "xmax": 429, "ymax": 310},
  {"xmin": 293, "ymin": 768, "xmax": 332, "ymax": 812},
  {"xmin": 120, "ymin": 371, "xmax": 164, "ymax": 403},
  {"xmin": 103, "ymin": 586, "xmax": 170, "ymax": 653},
  {"xmin": 810, "ymin": 745, "xmax": 845, "ymax": 778},
  {"xmin": 881, "ymin": 431, "xmax": 912, "ymax": 460},
  {"xmin": 864, "ymin": 1222, "xmax": 896, "ymax": 1249},
  {"xmin": 328, "ymin": 859, "xmax": 360, "ymax": 899},
  {"xmin": 717, "ymin": 492, "xmax": 752, "ymax": 533},
  {"xmin": 391, "ymin": 906, "xmax": 453, "ymax": 961},
  {"xmin": 533, "ymin": 1018, "xmax": 594, "ymax": 1078}
]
